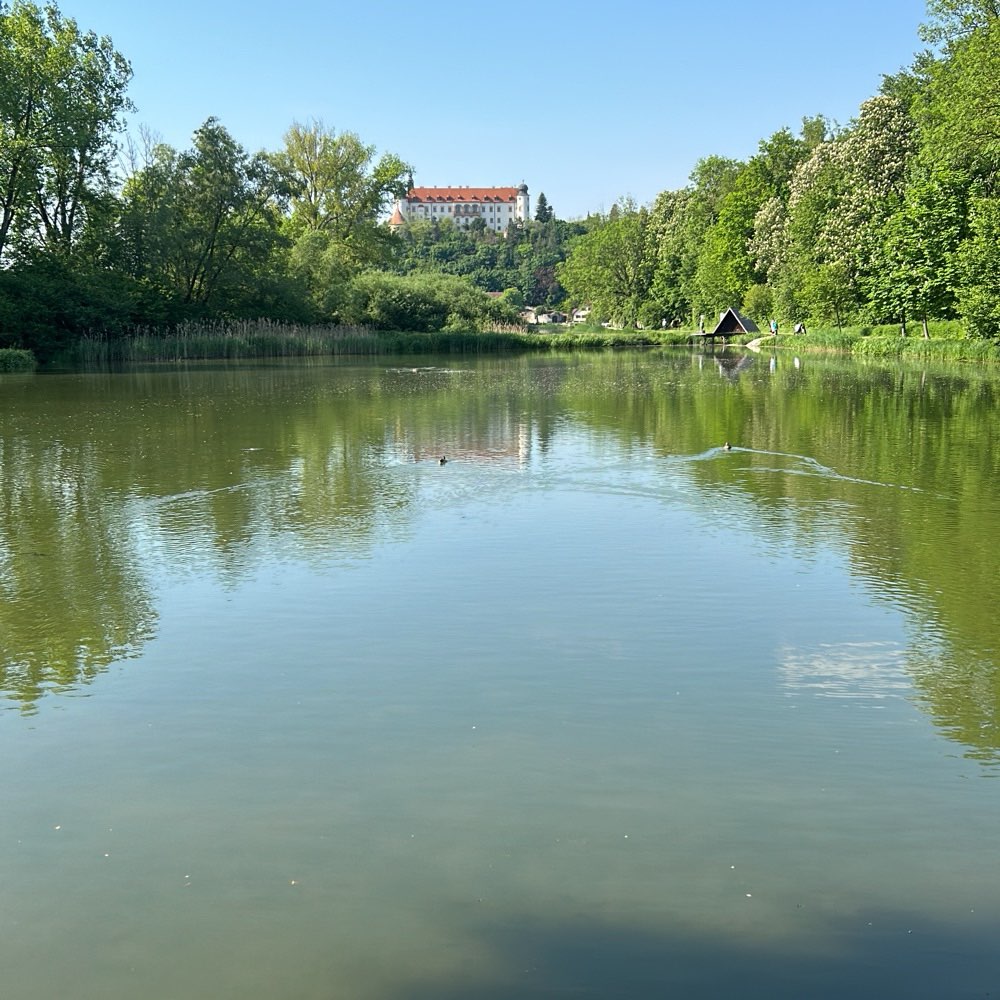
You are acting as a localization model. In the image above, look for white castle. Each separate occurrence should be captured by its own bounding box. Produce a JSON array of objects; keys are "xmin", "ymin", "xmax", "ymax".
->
[{"xmin": 390, "ymin": 184, "xmax": 530, "ymax": 233}]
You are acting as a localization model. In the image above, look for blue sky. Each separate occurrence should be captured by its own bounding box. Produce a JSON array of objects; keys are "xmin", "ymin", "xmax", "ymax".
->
[{"xmin": 76, "ymin": 0, "xmax": 929, "ymax": 218}]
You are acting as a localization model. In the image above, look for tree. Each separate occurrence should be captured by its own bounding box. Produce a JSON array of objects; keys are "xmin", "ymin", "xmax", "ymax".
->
[
  {"xmin": 955, "ymin": 195, "xmax": 1000, "ymax": 336},
  {"xmin": 117, "ymin": 118, "xmax": 292, "ymax": 311},
  {"xmin": 922, "ymin": 19, "xmax": 1000, "ymax": 181},
  {"xmin": 782, "ymin": 96, "xmax": 917, "ymax": 324},
  {"xmin": 534, "ymin": 191, "xmax": 553, "ymax": 223},
  {"xmin": 918, "ymin": 19, "xmax": 1000, "ymax": 334},
  {"xmin": 741, "ymin": 283, "xmax": 774, "ymax": 326},
  {"xmin": 0, "ymin": 0, "xmax": 132, "ymax": 262},
  {"xmin": 343, "ymin": 271, "xmax": 517, "ymax": 332},
  {"xmin": 920, "ymin": 0, "xmax": 1000, "ymax": 46},
  {"xmin": 272, "ymin": 120, "xmax": 410, "ymax": 270},
  {"xmin": 868, "ymin": 169, "xmax": 967, "ymax": 336},
  {"xmin": 558, "ymin": 205, "xmax": 655, "ymax": 327},
  {"xmin": 669, "ymin": 156, "xmax": 741, "ymax": 318},
  {"xmin": 266, "ymin": 121, "xmax": 410, "ymax": 319}
]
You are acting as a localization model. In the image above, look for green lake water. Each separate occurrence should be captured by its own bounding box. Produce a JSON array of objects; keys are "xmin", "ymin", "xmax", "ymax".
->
[{"xmin": 1, "ymin": 349, "xmax": 998, "ymax": 999}]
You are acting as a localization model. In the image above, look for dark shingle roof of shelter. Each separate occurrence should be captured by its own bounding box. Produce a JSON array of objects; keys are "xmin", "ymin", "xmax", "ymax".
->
[{"xmin": 711, "ymin": 308, "xmax": 760, "ymax": 335}]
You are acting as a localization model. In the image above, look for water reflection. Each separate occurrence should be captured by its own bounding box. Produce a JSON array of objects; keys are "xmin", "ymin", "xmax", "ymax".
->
[
  {"xmin": 0, "ymin": 433, "xmax": 156, "ymax": 711},
  {"xmin": 779, "ymin": 641, "xmax": 912, "ymax": 700},
  {"xmin": 0, "ymin": 353, "xmax": 997, "ymax": 762}
]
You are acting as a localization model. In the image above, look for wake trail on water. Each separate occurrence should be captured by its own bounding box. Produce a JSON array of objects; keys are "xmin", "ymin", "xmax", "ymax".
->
[{"xmin": 691, "ymin": 445, "xmax": 947, "ymax": 498}]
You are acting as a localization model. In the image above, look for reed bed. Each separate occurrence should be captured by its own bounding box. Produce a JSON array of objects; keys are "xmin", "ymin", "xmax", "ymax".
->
[
  {"xmin": 41, "ymin": 318, "xmax": 1000, "ymax": 368},
  {"xmin": 794, "ymin": 321, "xmax": 1000, "ymax": 363},
  {"xmin": 852, "ymin": 335, "xmax": 1000, "ymax": 363},
  {"xmin": 68, "ymin": 320, "xmax": 382, "ymax": 365}
]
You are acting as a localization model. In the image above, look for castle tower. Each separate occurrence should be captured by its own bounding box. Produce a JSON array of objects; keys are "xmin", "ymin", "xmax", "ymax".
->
[{"xmin": 515, "ymin": 183, "xmax": 529, "ymax": 223}]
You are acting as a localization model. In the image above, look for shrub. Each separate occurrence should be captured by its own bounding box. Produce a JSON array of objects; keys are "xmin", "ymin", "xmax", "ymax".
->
[{"xmin": 0, "ymin": 348, "xmax": 36, "ymax": 371}]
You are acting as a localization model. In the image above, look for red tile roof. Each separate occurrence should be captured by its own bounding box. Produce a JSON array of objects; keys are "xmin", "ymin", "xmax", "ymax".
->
[{"xmin": 407, "ymin": 186, "xmax": 520, "ymax": 204}]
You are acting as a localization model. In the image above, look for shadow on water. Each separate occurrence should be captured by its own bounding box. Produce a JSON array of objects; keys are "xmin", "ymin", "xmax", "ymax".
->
[{"xmin": 386, "ymin": 908, "xmax": 998, "ymax": 1000}]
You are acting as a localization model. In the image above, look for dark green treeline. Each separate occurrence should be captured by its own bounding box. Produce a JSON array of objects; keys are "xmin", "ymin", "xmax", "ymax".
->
[{"xmin": 3, "ymin": 0, "xmax": 1000, "ymax": 359}]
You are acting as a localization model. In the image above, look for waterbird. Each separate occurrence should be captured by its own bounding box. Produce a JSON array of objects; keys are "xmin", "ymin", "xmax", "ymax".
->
[
  {"xmin": 723, "ymin": 441, "xmax": 732, "ymax": 451},
  {"xmin": 439, "ymin": 455, "xmax": 447, "ymax": 465}
]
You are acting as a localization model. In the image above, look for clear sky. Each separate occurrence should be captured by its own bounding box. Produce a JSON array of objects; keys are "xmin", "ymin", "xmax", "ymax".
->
[{"xmin": 74, "ymin": 0, "xmax": 929, "ymax": 219}]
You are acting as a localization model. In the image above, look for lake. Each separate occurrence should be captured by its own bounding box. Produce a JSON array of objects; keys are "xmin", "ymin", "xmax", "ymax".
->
[{"xmin": 1, "ymin": 349, "xmax": 998, "ymax": 999}]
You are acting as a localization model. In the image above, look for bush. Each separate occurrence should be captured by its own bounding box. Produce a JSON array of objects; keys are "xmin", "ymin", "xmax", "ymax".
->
[
  {"xmin": 343, "ymin": 272, "xmax": 520, "ymax": 333},
  {"xmin": 0, "ymin": 348, "xmax": 36, "ymax": 371},
  {"xmin": 0, "ymin": 257, "xmax": 145, "ymax": 362}
]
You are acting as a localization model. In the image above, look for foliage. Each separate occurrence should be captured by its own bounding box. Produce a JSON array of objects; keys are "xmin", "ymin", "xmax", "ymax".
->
[
  {"xmin": 272, "ymin": 120, "xmax": 411, "ymax": 313},
  {"xmin": 534, "ymin": 191, "xmax": 553, "ymax": 222},
  {"xmin": 0, "ymin": 254, "xmax": 143, "ymax": 359},
  {"xmin": 0, "ymin": 347, "xmax": 36, "ymax": 370},
  {"xmin": 117, "ymin": 118, "xmax": 292, "ymax": 312},
  {"xmin": 393, "ymin": 214, "xmax": 581, "ymax": 308},
  {"xmin": 920, "ymin": 0, "xmax": 1000, "ymax": 46},
  {"xmin": 342, "ymin": 271, "xmax": 519, "ymax": 333},
  {"xmin": 955, "ymin": 195, "xmax": 1000, "ymax": 336},
  {"xmin": 741, "ymin": 283, "xmax": 774, "ymax": 324},
  {"xmin": 557, "ymin": 204, "xmax": 655, "ymax": 327},
  {"xmin": 0, "ymin": 0, "xmax": 132, "ymax": 263}
]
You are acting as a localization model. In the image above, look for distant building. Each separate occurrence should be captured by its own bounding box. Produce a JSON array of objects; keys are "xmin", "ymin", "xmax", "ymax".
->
[{"xmin": 390, "ymin": 184, "xmax": 529, "ymax": 232}]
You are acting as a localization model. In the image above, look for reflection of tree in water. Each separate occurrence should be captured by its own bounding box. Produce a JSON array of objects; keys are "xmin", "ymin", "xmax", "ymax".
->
[
  {"xmin": 4, "ymin": 355, "xmax": 995, "ymax": 748},
  {"xmin": 0, "ymin": 440, "xmax": 157, "ymax": 713},
  {"xmin": 562, "ymin": 353, "xmax": 1000, "ymax": 762},
  {"xmin": 907, "ymin": 638, "xmax": 1000, "ymax": 765}
]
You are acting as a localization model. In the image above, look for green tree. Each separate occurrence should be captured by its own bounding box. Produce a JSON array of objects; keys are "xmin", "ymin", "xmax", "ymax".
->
[
  {"xmin": 955, "ymin": 195, "xmax": 1000, "ymax": 336},
  {"xmin": 868, "ymin": 169, "xmax": 967, "ymax": 336},
  {"xmin": 558, "ymin": 205, "xmax": 655, "ymax": 327},
  {"xmin": 117, "ymin": 118, "xmax": 292, "ymax": 311},
  {"xmin": 344, "ymin": 271, "xmax": 517, "ymax": 332},
  {"xmin": 783, "ymin": 97, "xmax": 917, "ymax": 324},
  {"xmin": 534, "ymin": 191, "xmax": 553, "ymax": 222},
  {"xmin": 919, "ymin": 18, "xmax": 1000, "ymax": 335},
  {"xmin": 646, "ymin": 189, "xmax": 695, "ymax": 326},
  {"xmin": 0, "ymin": 0, "xmax": 132, "ymax": 262},
  {"xmin": 741, "ymin": 283, "xmax": 773, "ymax": 326},
  {"xmin": 272, "ymin": 120, "xmax": 410, "ymax": 269},
  {"xmin": 920, "ymin": 0, "xmax": 1000, "ymax": 46},
  {"xmin": 922, "ymin": 19, "xmax": 1000, "ymax": 179}
]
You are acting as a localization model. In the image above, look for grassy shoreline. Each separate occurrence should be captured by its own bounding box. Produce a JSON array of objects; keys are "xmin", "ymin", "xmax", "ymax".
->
[{"xmin": 6, "ymin": 319, "xmax": 1000, "ymax": 369}]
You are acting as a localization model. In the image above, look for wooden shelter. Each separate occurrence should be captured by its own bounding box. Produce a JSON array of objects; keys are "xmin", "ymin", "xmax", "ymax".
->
[{"xmin": 706, "ymin": 307, "xmax": 759, "ymax": 341}]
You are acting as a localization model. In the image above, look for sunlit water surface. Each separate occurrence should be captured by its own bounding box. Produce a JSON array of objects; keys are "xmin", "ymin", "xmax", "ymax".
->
[{"xmin": 1, "ymin": 352, "xmax": 998, "ymax": 999}]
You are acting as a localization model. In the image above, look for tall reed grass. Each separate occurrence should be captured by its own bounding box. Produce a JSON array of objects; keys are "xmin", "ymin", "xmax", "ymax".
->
[
  {"xmin": 797, "ymin": 321, "xmax": 1000, "ymax": 363},
  {"xmin": 48, "ymin": 317, "xmax": 1000, "ymax": 367},
  {"xmin": 61, "ymin": 319, "xmax": 689, "ymax": 366},
  {"xmin": 67, "ymin": 320, "xmax": 383, "ymax": 365}
]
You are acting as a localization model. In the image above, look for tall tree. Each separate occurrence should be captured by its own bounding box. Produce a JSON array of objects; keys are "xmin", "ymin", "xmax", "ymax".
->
[
  {"xmin": 920, "ymin": 0, "xmax": 1000, "ymax": 46},
  {"xmin": 868, "ymin": 169, "xmax": 967, "ymax": 335},
  {"xmin": 534, "ymin": 191, "xmax": 553, "ymax": 223},
  {"xmin": 558, "ymin": 205, "xmax": 655, "ymax": 327},
  {"xmin": 272, "ymin": 120, "xmax": 410, "ymax": 268},
  {"xmin": 0, "ymin": 0, "xmax": 132, "ymax": 261},
  {"xmin": 782, "ymin": 96, "xmax": 917, "ymax": 324},
  {"xmin": 118, "ymin": 119, "xmax": 292, "ymax": 310},
  {"xmin": 922, "ymin": 18, "xmax": 1000, "ymax": 182}
]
